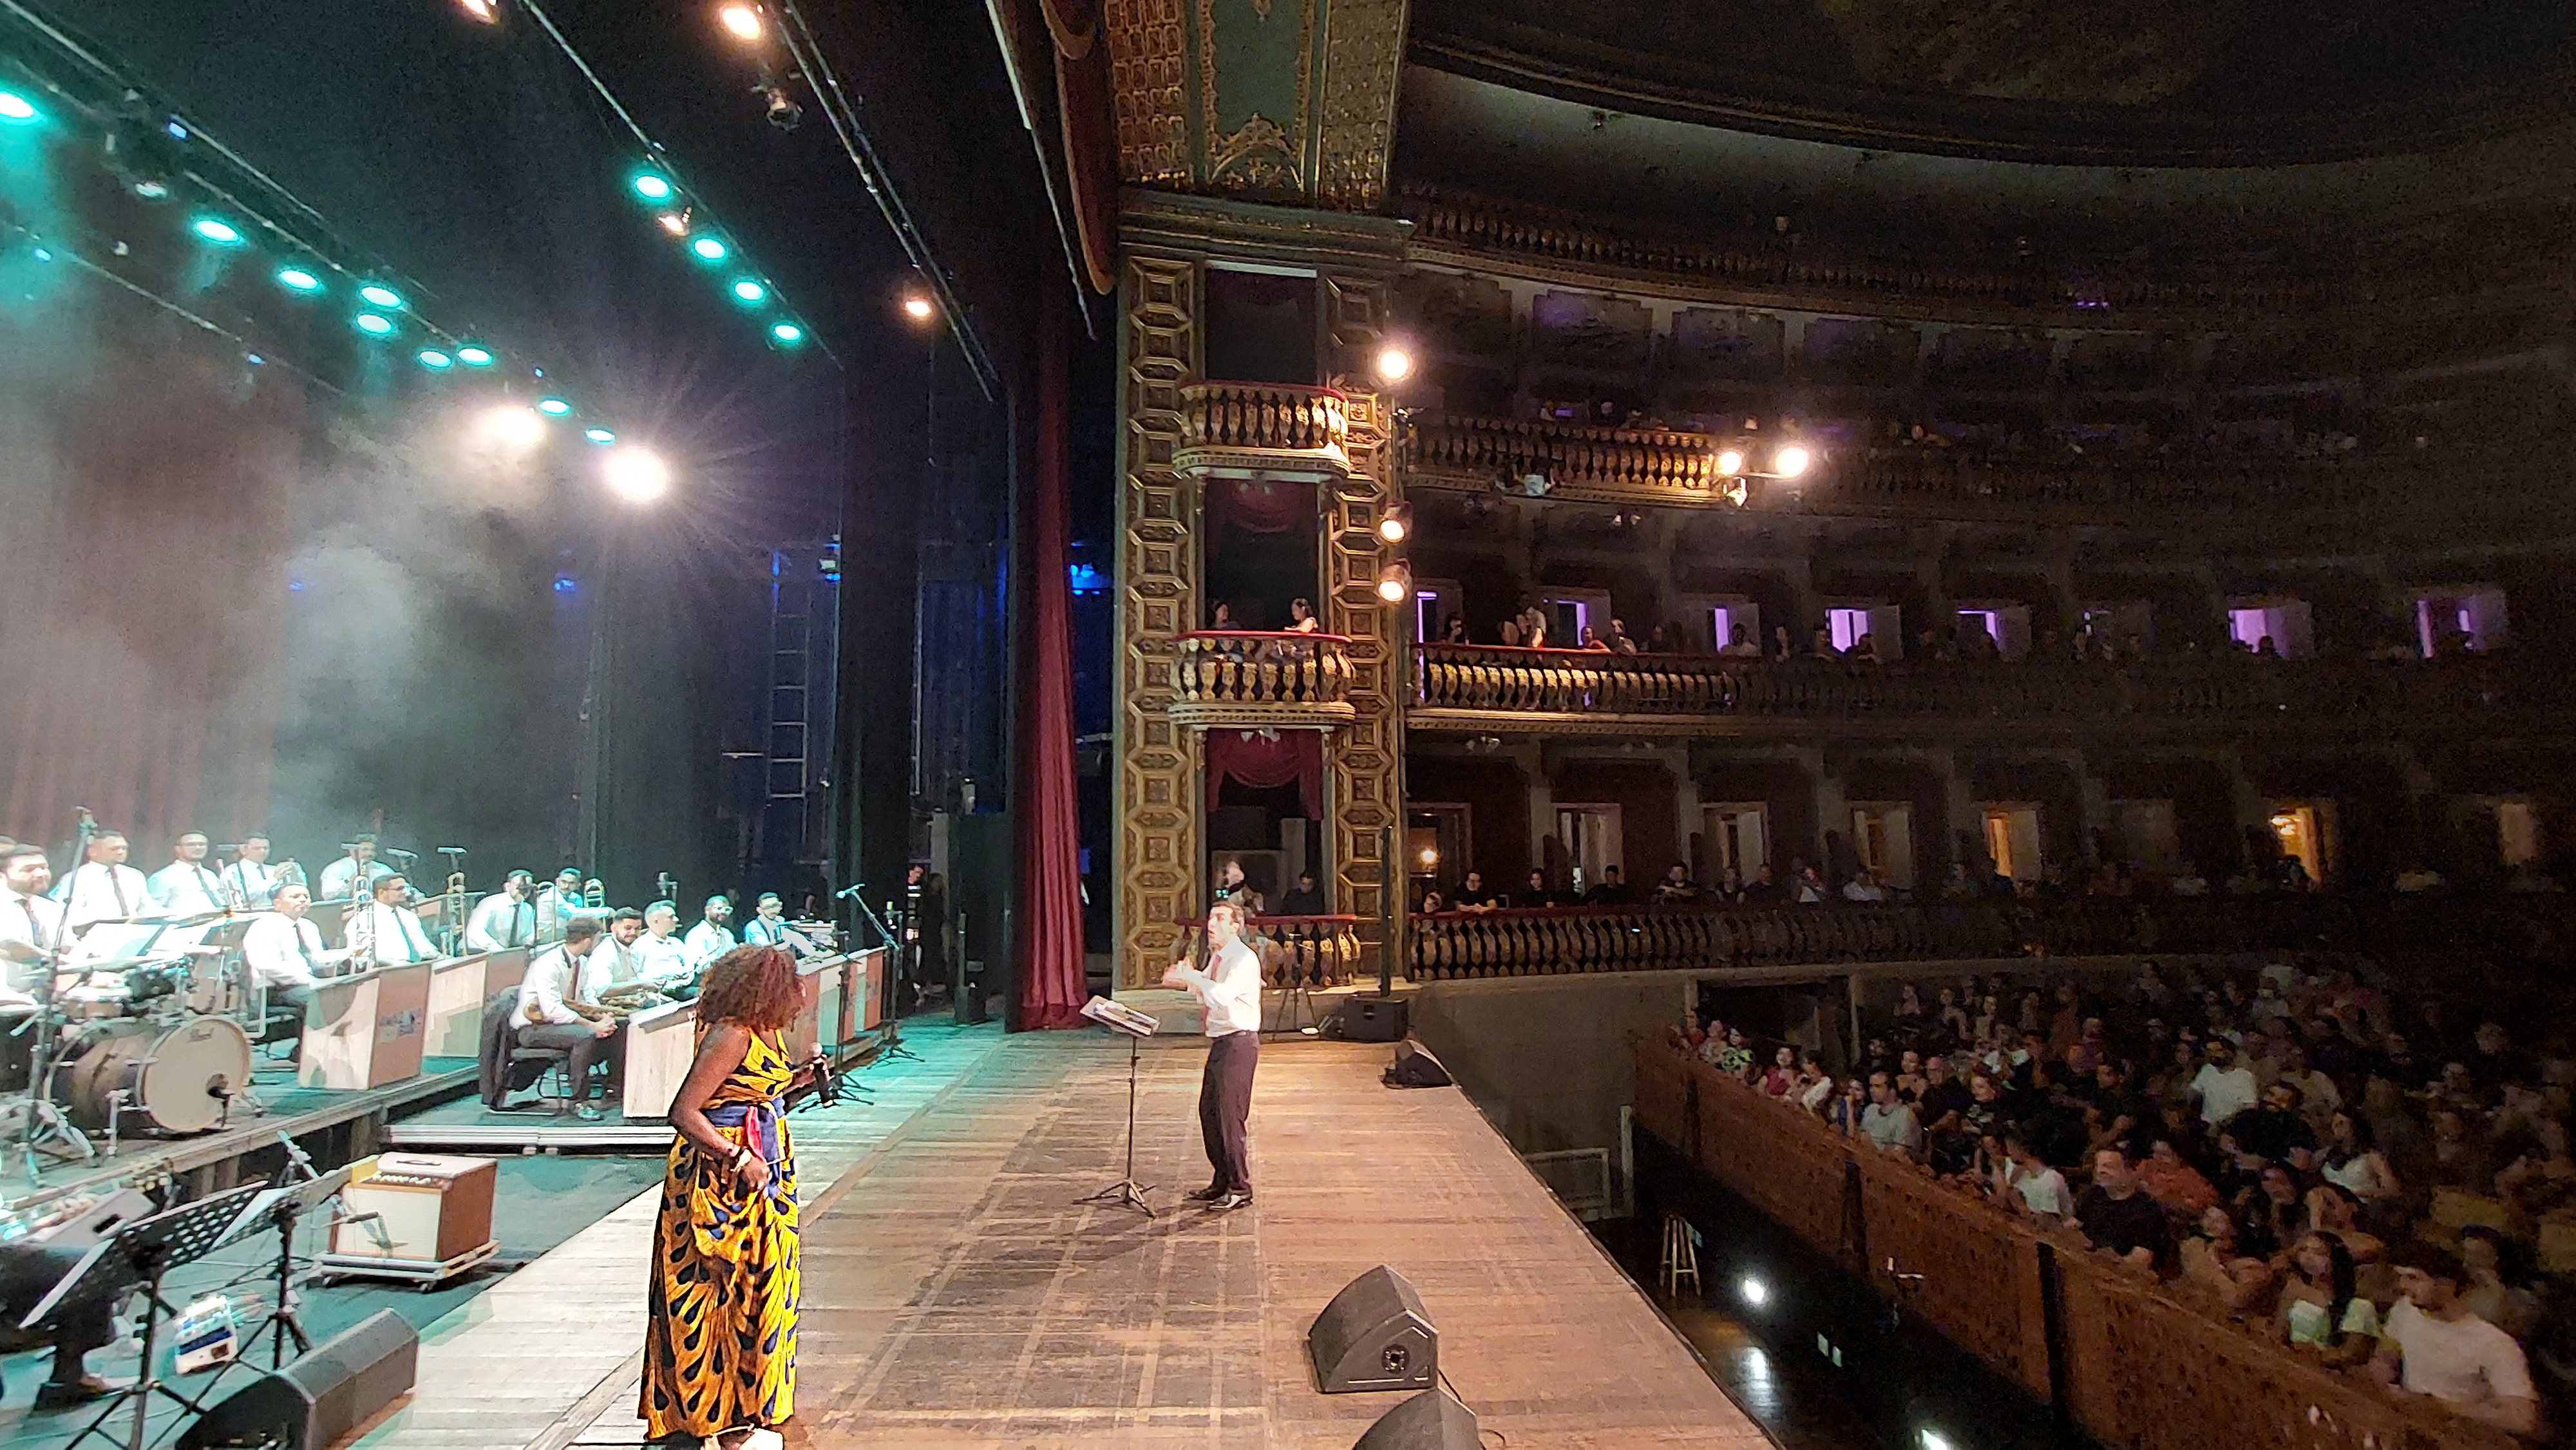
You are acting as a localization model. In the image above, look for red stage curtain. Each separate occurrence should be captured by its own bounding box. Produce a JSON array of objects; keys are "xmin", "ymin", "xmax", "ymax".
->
[
  {"xmin": 1045, "ymin": 0, "xmax": 1117, "ymax": 293},
  {"xmin": 1204, "ymin": 477, "xmax": 1314, "ymax": 551},
  {"xmin": 1205, "ymin": 730, "xmax": 1322, "ymax": 819},
  {"xmin": 1014, "ymin": 287, "xmax": 1091, "ymax": 1031}
]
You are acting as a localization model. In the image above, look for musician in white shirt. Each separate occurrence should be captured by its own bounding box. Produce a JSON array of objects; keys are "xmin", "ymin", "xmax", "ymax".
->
[
  {"xmin": 50, "ymin": 832, "xmax": 150, "ymax": 930},
  {"xmin": 580, "ymin": 909, "xmax": 649, "ymax": 1000},
  {"xmin": 533, "ymin": 868, "xmax": 601, "ymax": 944},
  {"xmin": 464, "ymin": 871, "xmax": 538, "ymax": 953},
  {"xmin": 1163, "ymin": 898, "xmax": 1265, "ymax": 1209},
  {"xmin": 317, "ymin": 835, "xmax": 400, "ymax": 903},
  {"xmin": 222, "ymin": 834, "xmax": 296, "ymax": 911},
  {"xmin": 0, "ymin": 845, "xmax": 62, "ymax": 1003},
  {"xmin": 345, "ymin": 875, "xmax": 440, "ymax": 966},
  {"xmin": 515, "ymin": 918, "xmax": 621, "ymax": 1120},
  {"xmin": 145, "ymin": 832, "xmax": 228, "ymax": 916},
  {"xmin": 242, "ymin": 883, "xmax": 332, "ymax": 1015},
  {"xmin": 634, "ymin": 900, "xmax": 696, "ymax": 990},
  {"xmin": 683, "ymin": 894, "xmax": 739, "ymax": 966},
  {"xmin": 741, "ymin": 893, "xmax": 821, "ymax": 958}
]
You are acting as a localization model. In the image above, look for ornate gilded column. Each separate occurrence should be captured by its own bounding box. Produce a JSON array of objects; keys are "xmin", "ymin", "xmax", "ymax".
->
[
  {"xmin": 1115, "ymin": 256, "xmax": 1200, "ymax": 985},
  {"xmin": 1321, "ymin": 272, "xmax": 1403, "ymax": 979}
]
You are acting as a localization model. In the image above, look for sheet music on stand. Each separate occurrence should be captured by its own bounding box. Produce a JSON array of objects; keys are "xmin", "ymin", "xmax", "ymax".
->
[
  {"xmin": 20, "ymin": 1187, "xmax": 265, "ymax": 1332},
  {"xmin": 1079, "ymin": 995, "xmax": 1158, "ymax": 1039}
]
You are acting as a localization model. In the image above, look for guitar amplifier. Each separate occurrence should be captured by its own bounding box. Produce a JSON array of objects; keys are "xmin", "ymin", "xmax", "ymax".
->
[{"xmin": 328, "ymin": 1154, "xmax": 497, "ymax": 1268}]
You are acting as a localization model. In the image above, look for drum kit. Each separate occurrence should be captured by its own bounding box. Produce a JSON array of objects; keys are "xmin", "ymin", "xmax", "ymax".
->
[{"xmin": 3, "ymin": 909, "xmax": 281, "ymax": 1180}]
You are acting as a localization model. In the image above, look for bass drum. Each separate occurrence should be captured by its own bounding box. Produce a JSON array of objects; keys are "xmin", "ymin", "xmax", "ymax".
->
[{"xmin": 59, "ymin": 1017, "xmax": 254, "ymax": 1135}]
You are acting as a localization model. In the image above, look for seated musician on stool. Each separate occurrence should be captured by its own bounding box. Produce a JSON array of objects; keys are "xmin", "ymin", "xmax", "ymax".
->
[
  {"xmin": 684, "ymin": 894, "xmax": 739, "ymax": 968},
  {"xmin": 534, "ymin": 867, "xmax": 600, "ymax": 944},
  {"xmin": 636, "ymin": 900, "xmax": 697, "ymax": 993},
  {"xmin": 518, "ymin": 918, "xmax": 623, "ymax": 1121},
  {"xmin": 221, "ymin": 833, "xmax": 295, "ymax": 911},
  {"xmin": 742, "ymin": 893, "xmax": 822, "ymax": 959},
  {"xmin": 317, "ymin": 834, "xmax": 397, "ymax": 903},
  {"xmin": 346, "ymin": 876, "xmax": 440, "ymax": 965},
  {"xmin": 242, "ymin": 883, "xmax": 330, "ymax": 1022},
  {"xmin": 464, "ymin": 870, "xmax": 539, "ymax": 952},
  {"xmin": 0, "ymin": 1192, "xmax": 133, "ymax": 1408},
  {"xmin": 144, "ymin": 832, "xmax": 227, "ymax": 916},
  {"xmin": 0, "ymin": 843, "xmax": 64, "ymax": 1005},
  {"xmin": 50, "ymin": 832, "xmax": 149, "ymax": 931}
]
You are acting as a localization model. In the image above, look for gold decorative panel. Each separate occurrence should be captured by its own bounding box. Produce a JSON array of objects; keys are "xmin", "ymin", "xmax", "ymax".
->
[
  {"xmin": 1105, "ymin": 0, "xmax": 1189, "ymax": 185},
  {"xmin": 1321, "ymin": 274, "xmax": 1403, "ymax": 979},
  {"xmin": 1116, "ymin": 256, "xmax": 1200, "ymax": 986}
]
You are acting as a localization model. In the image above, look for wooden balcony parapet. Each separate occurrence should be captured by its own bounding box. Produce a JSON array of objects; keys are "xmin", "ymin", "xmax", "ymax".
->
[{"xmin": 1170, "ymin": 631, "xmax": 1357, "ymax": 729}]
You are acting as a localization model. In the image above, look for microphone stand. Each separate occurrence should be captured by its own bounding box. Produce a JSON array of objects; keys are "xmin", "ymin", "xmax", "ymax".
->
[{"xmin": 841, "ymin": 889, "xmax": 920, "ymax": 1063}]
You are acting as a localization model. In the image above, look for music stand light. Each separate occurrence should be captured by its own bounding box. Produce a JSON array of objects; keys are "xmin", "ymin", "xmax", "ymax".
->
[{"xmin": 1077, "ymin": 996, "xmax": 1159, "ymax": 1217}]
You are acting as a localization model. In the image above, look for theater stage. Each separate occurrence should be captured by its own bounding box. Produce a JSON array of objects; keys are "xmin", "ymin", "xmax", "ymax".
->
[{"xmin": 361, "ymin": 1021, "xmax": 1766, "ymax": 1450}]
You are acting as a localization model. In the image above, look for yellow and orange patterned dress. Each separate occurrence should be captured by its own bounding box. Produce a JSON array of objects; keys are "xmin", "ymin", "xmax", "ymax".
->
[{"xmin": 641, "ymin": 1028, "xmax": 799, "ymax": 1438}]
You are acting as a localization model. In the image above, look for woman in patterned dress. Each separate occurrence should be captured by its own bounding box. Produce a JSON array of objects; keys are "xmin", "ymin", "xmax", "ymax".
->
[{"xmin": 641, "ymin": 945, "xmax": 806, "ymax": 1445}]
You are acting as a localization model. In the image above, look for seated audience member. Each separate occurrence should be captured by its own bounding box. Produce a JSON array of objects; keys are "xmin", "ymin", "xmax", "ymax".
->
[
  {"xmin": 2304, "ymin": 1182, "xmax": 2383, "ymax": 1263},
  {"xmin": 2137, "ymin": 1137, "xmax": 2219, "ymax": 1216},
  {"xmin": 1714, "ymin": 1028, "xmax": 1755, "ymax": 1079},
  {"xmin": 1585, "ymin": 865, "xmax": 1635, "ymax": 905},
  {"xmin": 2074, "ymin": 1147, "xmax": 2173, "ymax": 1272},
  {"xmin": 2371, "ymin": 1242, "xmax": 2539, "ymax": 1435},
  {"xmin": 1511, "ymin": 870, "xmax": 1557, "ymax": 909},
  {"xmin": 1652, "ymin": 863, "xmax": 1698, "ymax": 903},
  {"xmin": 2319, "ymin": 1110, "xmax": 2405, "ymax": 1209},
  {"xmin": 1276, "ymin": 872, "xmax": 1326, "ymax": 916},
  {"xmin": 1448, "ymin": 871, "xmax": 1497, "ymax": 911},
  {"xmin": 1739, "ymin": 863, "xmax": 1782, "ymax": 904},
  {"xmin": 2224, "ymin": 1082, "xmax": 2320, "ymax": 1165},
  {"xmin": 1797, "ymin": 1055, "xmax": 1836, "ymax": 1113},
  {"xmin": 2189, "ymin": 1037, "xmax": 2261, "ymax": 1129},
  {"xmin": 1416, "ymin": 889, "xmax": 1444, "ymax": 914},
  {"xmin": 2273, "ymin": 1231, "xmax": 2377, "ymax": 1366},
  {"xmin": 1860, "ymin": 1071, "xmax": 1923, "ymax": 1158},
  {"xmin": 1718, "ymin": 624, "xmax": 1761, "ymax": 658},
  {"xmin": 1827, "ymin": 1077, "xmax": 1868, "ymax": 1137},
  {"xmin": 2427, "ymin": 1107, "xmax": 2497, "ymax": 1195},
  {"xmin": 1759, "ymin": 1046, "xmax": 1801, "ymax": 1098},
  {"xmin": 2457, "ymin": 1227, "xmax": 2538, "ymax": 1340},
  {"xmin": 2180, "ymin": 1205, "xmax": 2278, "ymax": 1315},
  {"xmin": 1994, "ymin": 1134, "xmax": 2070, "ymax": 1226},
  {"xmin": 1840, "ymin": 869, "xmax": 1886, "ymax": 903}
]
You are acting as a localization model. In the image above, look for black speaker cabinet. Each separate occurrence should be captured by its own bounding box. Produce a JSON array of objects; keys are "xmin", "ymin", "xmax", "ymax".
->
[
  {"xmin": 1308, "ymin": 1265, "xmax": 1437, "ymax": 1394},
  {"xmin": 1352, "ymin": 1387, "xmax": 1481, "ymax": 1449},
  {"xmin": 181, "ymin": 1309, "xmax": 418, "ymax": 1450},
  {"xmin": 1340, "ymin": 995, "xmax": 1410, "ymax": 1042},
  {"xmin": 1383, "ymin": 1040, "xmax": 1452, "ymax": 1088}
]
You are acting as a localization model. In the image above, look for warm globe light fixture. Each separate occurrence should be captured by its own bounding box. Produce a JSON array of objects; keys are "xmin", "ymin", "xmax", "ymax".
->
[
  {"xmin": 1374, "ymin": 344, "xmax": 1414, "ymax": 384},
  {"xmin": 1377, "ymin": 502, "xmax": 1412, "ymax": 544},
  {"xmin": 1374, "ymin": 561, "xmax": 1412, "ymax": 603},
  {"xmin": 902, "ymin": 294, "xmax": 935, "ymax": 321},
  {"xmin": 1773, "ymin": 446, "xmax": 1812, "ymax": 478},
  {"xmin": 1716, "ymin": 449, "xmax": 1745, "ymax": 476},
  {"xmin": 718, "ymin": 3, "xmax": 763, "ymax": 41}
]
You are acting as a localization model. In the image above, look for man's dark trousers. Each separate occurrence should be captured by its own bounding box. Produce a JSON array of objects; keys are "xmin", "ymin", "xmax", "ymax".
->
[{"xmin": 1198, "ymin": 1030, "xmax": 1258, "ymax": 1192}]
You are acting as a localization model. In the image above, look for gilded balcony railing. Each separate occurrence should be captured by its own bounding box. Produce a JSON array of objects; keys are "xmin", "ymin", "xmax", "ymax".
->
[
  {"xmin": 1408, "ymin": 897, "xmax": 2337, "ymax": 980},
  {"xmin": 1172, "ymin": 383, "xmax": 1350, "ymax": 479},
  {"xmin": 1169, "ymin": 631, "xmax": 1356, "ymax": 728},
  {"xmin": 1410, "ymin": 645, "xmax": 2533, "ymax": 735},
  {"xmin": 1399, "ymin": 414, "xmax": 1728, "ymax": 500},
  {"xmin": 1250, "ymin": 914, "xmax": 1363, "ymax": 988}
]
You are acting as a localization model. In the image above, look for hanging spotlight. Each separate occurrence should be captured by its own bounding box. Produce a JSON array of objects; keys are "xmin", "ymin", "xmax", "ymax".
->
[
  {"xmin": 274, "ymin": 266, "xmax": 324, "ymax": 294},
  {"xmin": 132, "ymin": 180, "xmax": 170, "ymax": 200},
  {"xmin": 357, "ymin": 283, "xmax": 404, "ymax": 310},
  {"xmin": 690, "ymin": 236, "xmax": 728, "ymax": 263},
  {"xmin": 416, "ymin": 349, "xmax": 454, "ymax": 370},
  {"xmin": 718, "ymin": 3, "xmax": 764, "ymax": 41},
  {"xmin": 657, "ymin": 211, "xmax": 689, "ymax": 236},
  {"xmin": 1773, "ymin": 445, "xmax": 1812, "ymax": 478},
  {"xmin": 902, "ymin": 294, "xmax": 936, "ymax": 322},
  {"xmin": 583, "ymin": 427, "xmax": 617, "ymax": 446},
  {"xmin": 189, "ymin": 216, "xmax": 245, "ymax": 246},
  {"xmin": 1738, "ymin": 1276, "xmax": 1770, "ymax": 1308},
  {"xmin": 601, "ymin": 446, "xmax": 672, "ymax": 503},
  {"xmin": 535, "ymin": 397, "xmax": 573, "ymax": 417},
  {"xmin": 455, "ymin": 345, "xmax": 495, "ymax": 367},
  {"xmin": 478, "ymin": 403, "xmax": 546, "ymax": 452},
  {"xmin": 1377, "ymin": 501, "xmax": 1413, "ymax": 544},
  {"xmin": 630, "ymin": 170, "xmax": 675, "ymax": 202},
  {"xmin": 769, "ymin": 320, "xmax": 806, "ymax": 346},
  {"xmin": 761, "ymin": 84, "xmax": 802, "ymax": 132},
  {"xmin": 353, "ymin": 313, "xmax": 397, "ymax": 337},
  {"xmin": 1374, "ymin": 561, "xmax": 1412, "ymax": 604},
  {"xmin": 730, "ymin": 278, "xmax": 767, "ymax": 304},
  {"xmin": 0, "ymin": 90, "xmax": 38, "ymax": 124},
  {"xmin": 1716, "ymin": 449, "xmax": 1745, "ymax": 476},
  {"xmin": 1374, "ymin": 344, "xmax": 1415, "ymax": 384},
  {"xmin": 457, "ymin": 0, "xmax": 499, "ymax": 21}
]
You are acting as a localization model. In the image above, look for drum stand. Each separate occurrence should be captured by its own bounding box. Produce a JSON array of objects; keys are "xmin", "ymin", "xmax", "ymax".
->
[{"xmin": 3, "ymin": 975, "xmax": 96, "ymax": 1184}]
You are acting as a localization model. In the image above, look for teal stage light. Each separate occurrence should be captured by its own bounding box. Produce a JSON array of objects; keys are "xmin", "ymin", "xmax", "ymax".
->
[
  {"xmin": 276, "ymin": 267, "xmax": 323, "ymax": 294},
  {"xmin": 455, "ymin": 344, "xmax": 495, "ymax": 366},
  {"xmin": 690, "ymin": 236, "xmax": 727, "ymax": 262},
  {"xmin": 630, "ymin": 171, "xmax": 674, "ymax": 202},
  {"xmin": 191, "ymin": 217, "xmax": 245, "ymax": 246},
  {"xmin": 358, "ymin": 283, "xmax": 404, "ymax": 308},
  {"xmin": 770, "ymin": 321, "xmax": 804, "ymax": 345},
  {"xmin": 730, "ymin": 278, "xmax": 766, "ymax": 303},
  {"xmin": 0, "ymin": 90, "xmax": 37, "ymax": 124},
  {"xmin": 417, "ymin": 349, "xmax": 454, "ymax": 370},
  {"xmin": 354, "ymin": 312, "xmax": 396, "ymax": 337},
  {"xmin": 536, "ymin": 397, "xmax": 573, "ymax": 416},
  {"xmin": 584, "ymin": 427, "xmax": 617, "ymax": 445}
]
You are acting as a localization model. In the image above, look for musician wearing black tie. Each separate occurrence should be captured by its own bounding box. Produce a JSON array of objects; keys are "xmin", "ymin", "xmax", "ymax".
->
[
  {"xmin": 464, "ymin": 870, "xmax": 540, "ymax": 952},
  {"xmin": 0, "ymin": 844, "xmax": 64, "ymax": 1004},
  {"xmin": 50, "ymin": 831, "xmax": 148, "ymax": 930},
  {"xmin": 242, "ymin": 882, "xmax": 334, "ymax": 1017},
  {"xmin": 346, "ymin": 875, "xmax": 440, "ymax": 965},
  {"xmin": 222, "ymin": 833, "xmax": 298, "ymax": 910}
]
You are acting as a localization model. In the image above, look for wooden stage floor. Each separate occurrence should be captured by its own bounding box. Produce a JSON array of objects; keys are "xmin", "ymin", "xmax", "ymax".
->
[{"xmin": 470, "ymin": 1029, "xmax": 1768, "ymax": 1450}]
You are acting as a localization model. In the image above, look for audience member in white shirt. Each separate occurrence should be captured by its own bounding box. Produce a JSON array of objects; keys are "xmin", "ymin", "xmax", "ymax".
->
[
  {"xmin": 221, "ymin": 834, "xmax": 296, "ymax": 910},
  {"xmin": 634, "ymin": 901, "xmax": 696, "ymax": 990},
  {"xmin": 1164, "ymin": 899, "xmax": 1264, "ymax": 1209},
  {"xmin": 242, "ymin": 883, "xmax": 335, "ymax": 1017},
  {"xmin": 2189, "ymin": 1038, "xmax": 2262, "ymax": 1127},
  {"xmin": 2371, "ymin": 1243, "xmax": 2538, "ymax": 1434},
  {"xmin": 0, "ymin": 844, "xmax": 63, "ymax": 1004},
  {"xmin": 683, "ymin": 894, "xmax": 739, "ymax": 967},
  {"xmin": 146, "ymin": 832, "xmax": 229, "ymax": 916},
  {"xmin": 742, "ymin": 894, "xmax": 822, "ymax": 958},
  {"xmin": 515, "ymin": 919, "xmax": 621, "ymax": 1120},
  {"xmin": 345, "ymin": 876, "xmax": 439, "ymax": 965},
  {"xmin": 317, "ymin": 836, "xmax": 398, "ymax": 903},
  {"xmin": 464, "ymin": 871, "xmax": 539, "ymax": 953},
  {"xmin": 50, "ymin": 833, "xmax": 150, "ymax": 930}
]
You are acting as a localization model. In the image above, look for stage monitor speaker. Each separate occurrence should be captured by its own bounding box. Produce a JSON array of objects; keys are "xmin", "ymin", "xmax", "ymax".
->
[
  {"xmin": 1352, "ymin": 1387, "xmax": 1480, "ymax": 1449},
  {"xmin": 180, "ymin": 1309, "xmax": 418, "ymax": 1450},
  {"xmin": 1383, "ymin": 1040, "xmax": 1452, "ymax": 1089},
  {"xmin": 1338, "ymin": 994, "xmax": 1409, "ymax": 1043},
  {"xmin": 1308, "ymin": 1265, "xmax": 1437, "ymax": 1395}
]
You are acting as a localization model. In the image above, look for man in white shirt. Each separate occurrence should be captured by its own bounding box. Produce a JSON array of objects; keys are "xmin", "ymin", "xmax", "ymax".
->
[
  {"xmin": 2188, "ymin": 1037, "xmax": 2261, "ymax": 1129},
  {"xmin": 221, "ymin": 834, "xmax": 296, "ymax": 911},
  {"xmin": 580, "ymin": 909, "xmax": 649, "ymax": 1000},
  {"xmin": 241, "ymin": 883, "xmax": 334, "ymax": 1017},
  {"xmin": 463, "ymin": 871, "xmax": 538, "ymax": 953},
  {"xmin": 0, "ymin": 844, "xmax": 63, "ymax": 1003},
  {"xmin": 633, "ymin": 901, "xmax": 695, "ymax": 990},
  {"xmin": 2371, "ymin": 1243, "xmax": 2538, "ymax": 1434},
  {"xmin": 515, "ymin": 918, "xmax": 621, "ymax": 1120},
  {"xmin": 683, "ymin": 894, "xmax": 738, "ymax": 967},
  {"xmin": 532, "ymin": 868, "xmax": 599, "ymax": 944},
  {"xmin": 317, "ymin": 836, "xmax": 398, "ymax": 903},
  {"xmin": 1164, "ymin": 898, "xmax": 1264, "ymax": 1210},
  {"xmin": 345, "ymin": 876, "xmax": 440, "ymax": 966},
  {"xmin": 145, "ymin": 832, "xmax": 229, "ymax": 916},
  {"xmin": 51, "ymin": 832, "xmax": 150, "ymax": 930},
  {"xmin": 742, "ymin": 893, "xmax": 822, "ymax": 958}
]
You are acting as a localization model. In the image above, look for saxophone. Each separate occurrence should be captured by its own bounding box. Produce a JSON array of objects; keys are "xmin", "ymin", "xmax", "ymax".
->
[{"xmin": 446, "ymin": 870, "xmax": 468, "ymax": 956}]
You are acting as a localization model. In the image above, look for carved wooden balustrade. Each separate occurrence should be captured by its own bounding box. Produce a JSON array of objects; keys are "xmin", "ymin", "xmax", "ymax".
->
[
  {"xmin": 1411, "ymin": 645, "xmax": 2535, "ymax": 737},
  {"xmin": 1399, "ymin": 414, "xmax": 1728, "ymax": 500},
  {"xmin": 1634, "ymin": 1046, "xmax": 2516, "ymax": 1450},
  {"xmin": 1250, "ymin": 914, "xmax": 1363, "ymax": 988},
  {"xmin": 1171, "ymin": 382, "xmax": 1350, "ymax": 480},
  {"xmin": 1169, "ymin": 631, "xmax": 1356, "ymax": 730},
  {"xmin": 1409, "ymin": 897, "xmax": 2338, "ymax": 980}
]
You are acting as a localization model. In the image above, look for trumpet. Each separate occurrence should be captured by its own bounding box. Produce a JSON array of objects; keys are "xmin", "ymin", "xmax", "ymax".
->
[{"xmin": 446, "ymin": 870, "xmax": 468, "ymax": 957}]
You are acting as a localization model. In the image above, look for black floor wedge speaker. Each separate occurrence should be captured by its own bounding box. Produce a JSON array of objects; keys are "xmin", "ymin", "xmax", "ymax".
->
[
  {"xmin": 1338, "ymin": 995, "xmax": 1409, "ymax": 1042},
  {"xmin": 1383, "ymin": 1040, "xmax": 1452, "ymax": 1088},
  {"xmin": 1352, "ymin": 1387, "xmax": 1481, "ymax": 1449},
  {"xmin": 180, "ymin": 1309, "xmax": 418, "ymax": 1450},
  {"xmin": 1308, "ymin": 1265, "xmax": 1437, "ymax": 1394}
]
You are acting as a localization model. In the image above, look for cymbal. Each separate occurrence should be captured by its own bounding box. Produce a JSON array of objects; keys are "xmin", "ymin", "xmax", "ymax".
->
[
  {"xmin": 174, "ymin": 944, "xmax": 231, "ymax": 956},
  {"xmin": 64, "ymin": 954, "xmax": 180, "ymax": 972}
]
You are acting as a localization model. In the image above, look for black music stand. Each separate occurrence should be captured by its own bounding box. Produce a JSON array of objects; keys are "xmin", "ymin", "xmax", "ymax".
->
[
  {"xmin": 1076, "ymin": 997, "xmax": 1157, "ymax": 1218},
  {"xmin": 212, "ymin": 1163, "xmax": 354, "ymax": 1367},
  {"xmin": 30, "ymin": 1185, "xmax": 263, "ymax": 1450}
]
